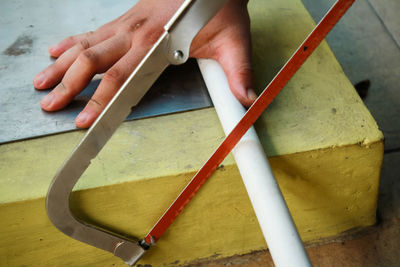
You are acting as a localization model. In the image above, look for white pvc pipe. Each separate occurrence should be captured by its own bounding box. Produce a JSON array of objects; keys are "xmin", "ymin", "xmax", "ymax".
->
[{"xmin": 197, "ymin": 59, "xmax": 311, "ymax": 267}]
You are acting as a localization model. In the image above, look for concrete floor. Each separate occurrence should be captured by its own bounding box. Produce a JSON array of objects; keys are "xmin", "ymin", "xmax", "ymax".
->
[{"xmin": 184, "ymin": 0, "xmax": 400, "ymax": 266}]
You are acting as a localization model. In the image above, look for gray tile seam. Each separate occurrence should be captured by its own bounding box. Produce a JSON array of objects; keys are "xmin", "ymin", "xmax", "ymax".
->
[{"xmin": 367, "ymin": 0, "xmax": 400, "ymax": 50}]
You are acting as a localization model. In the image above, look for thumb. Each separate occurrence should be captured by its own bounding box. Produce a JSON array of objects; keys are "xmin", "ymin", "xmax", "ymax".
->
[{"xmin": 216, "ymin": 42, "xmax": 256, "ymax": 107}]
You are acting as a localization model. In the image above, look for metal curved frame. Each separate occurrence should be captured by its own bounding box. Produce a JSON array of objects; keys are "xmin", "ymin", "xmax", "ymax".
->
[
  {"xmin": 46, "ymin": 0, "xmax": 228, "ymax": 265},
  {"xmin": 46, "ymin": 0, "xmax": 354, "ymax": 265}
]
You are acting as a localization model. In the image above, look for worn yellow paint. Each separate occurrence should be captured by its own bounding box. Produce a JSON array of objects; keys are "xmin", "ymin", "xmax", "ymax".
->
[
  {"xmin": 0, "ymin": 108, "xmax": 230, "ymax": 204},
  {"xmin": 0, "ymin": 0, "xmax": 384, "ymax": 266},
  {"xmin": 0, "ymin": 0, "xmax": 382, "ymax": 205},
  {"xmin": 0, "ymin": 142, "xmax": 383, "ymax": 266},
  {"xmin": 249, "ymin": 0, "xmax": 382, "ymax": 155}
]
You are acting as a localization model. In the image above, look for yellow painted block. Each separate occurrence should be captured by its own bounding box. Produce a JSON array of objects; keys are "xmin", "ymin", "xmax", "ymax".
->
[
  {"xmin": 0, "ymin": 140, "xmax": 383, "ymax": 266},
  {"xmin": 0, "ymin": 0, "xmax": 383, "ymax": 266}
]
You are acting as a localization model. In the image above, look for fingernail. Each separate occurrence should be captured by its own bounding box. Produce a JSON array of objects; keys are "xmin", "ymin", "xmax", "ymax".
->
[
  {"xmin": 48, "ymin": 45, "xmax": 57, "ymax": 53},
  {"xmin": 76, "ymin": 112, "xmax": 88, "ymax": 125},
  {"xmin": 247, "ymin": 88, "xmax": 258, "ymax": 101},
  {"xmin": 41, "ymin": 94, "xmax": 54, "ymax": 108},
  {"xmin": 34, "ymin": 73, "xmax": 46, "ymax": 87}
]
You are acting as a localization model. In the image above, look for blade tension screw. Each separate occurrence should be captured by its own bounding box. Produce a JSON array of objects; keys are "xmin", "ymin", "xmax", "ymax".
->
[{"xmin": 173, "ymin": 50, "xmax": 184, "ymax": 60}]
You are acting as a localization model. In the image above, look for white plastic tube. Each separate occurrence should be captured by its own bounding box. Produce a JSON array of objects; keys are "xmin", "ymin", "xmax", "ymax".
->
[{"xmin": 197, "ymin": 59, "xmax": 311, "ymax": 267}]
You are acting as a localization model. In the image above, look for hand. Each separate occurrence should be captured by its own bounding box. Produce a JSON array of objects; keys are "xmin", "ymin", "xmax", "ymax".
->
[{"xmin": 33, "ymin": 0, "xmax": 256, "ymax": 128}]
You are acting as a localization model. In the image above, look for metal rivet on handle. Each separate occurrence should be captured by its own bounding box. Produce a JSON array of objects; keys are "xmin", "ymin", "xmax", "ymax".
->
[{"xmin": 173, "ymin": 50, "xmax": 184, "ymax": 61}]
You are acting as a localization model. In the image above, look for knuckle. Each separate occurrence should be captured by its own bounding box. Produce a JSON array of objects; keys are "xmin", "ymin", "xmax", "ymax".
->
[
  {"xmin": 138, "ymin": 28, "xmax": 163, "ymax": 47},
  {"xmin": 89, "ymin": 98, "xmax": 104, "ymax": 109},
  {"xmin": 65, "ymin": 36, "xmax": 76, "ymax": 44},
  {"xmin": 231, "ymin": 66, "xmax": 252, "ymax": 85},
  {"xmin": 79, "ymin": 38, "xmax": 91, "ymax": 50},
  {"xmin": 115, "ymin": 15, "xmax": 145, "ymax": 33},
  {"xmin": 236, "ymin": 63, "xmax": 252, "ymax": 75},
  {"xmin": 127, "ymin": 18, "xmax": 147, "ymax": 32},
  {"xmin": 103, "ymin": 68, "xmax": 123, "ymax": 83},
  {"xmin": 79, "ymin": 49, "xmax": 98, "ymax": 66},
  {"xmin": 58, "ymin": 82, "xmax": 73, "ymax": 97}
]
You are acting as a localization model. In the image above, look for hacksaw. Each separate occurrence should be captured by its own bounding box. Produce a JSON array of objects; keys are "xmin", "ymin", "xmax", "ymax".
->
[{"xmin": 46, "ymin": 0, "xmax": 355, "ymax": 265}]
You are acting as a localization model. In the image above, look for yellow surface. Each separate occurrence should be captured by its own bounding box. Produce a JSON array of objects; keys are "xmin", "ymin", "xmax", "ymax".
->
[
  {"xmin": 0, "ymin": 141, "xmax": 383, "ymax": 266},
  {"xmin": 0, "ymin": 0, "xmax": 382, "ymax": 205},
  {"xmin": 0, "ymin": 0, "xmax": 384, "ymax": 266}
]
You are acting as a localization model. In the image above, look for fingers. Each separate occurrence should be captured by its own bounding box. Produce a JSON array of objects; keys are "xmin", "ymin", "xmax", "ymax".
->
[
  {"xmin": 40, "ymin": 34, "xmax": 131, "ymax": 112},
  {"xmin": 48, "ymin": 32, "xmax": 93, "ymax": 58},
  {"xmin": 75, "ymin": 45, "xmax": 148, "ymax": 128},
  {"xmin": 189, "ymin": 0, "xmax": 255, "ymax": 107},
  {"xmin": 215, "ymin": 40, "xmax": 256, "ymax": 107},
  {"xmin": 34, "ymin": 30, "xmax": 112, "ymax": 89},
  {"xmin": 48, "ymin": 30, "xmax": 112, "ymax": 58}
]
